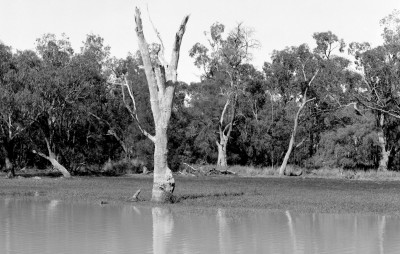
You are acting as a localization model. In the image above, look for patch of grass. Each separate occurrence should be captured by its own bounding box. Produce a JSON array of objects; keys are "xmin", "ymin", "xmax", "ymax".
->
[
  {"xmin": 309, "ymin": 167, "xmax": 400, "ymax": 180},
  {"xmin": 225, "ymin": 164, "xmax": 400, "ymax": 181},
  {"xmin": 2, "ymin": 173, "xmax": 400, "ymax": 215},
  {"xmin": 354, "ymin": 169, "xmax": 400, "ymax": 180},
  {"xmin": 309, "ymin": 167, "xmax": 343, "ymax": 177}
]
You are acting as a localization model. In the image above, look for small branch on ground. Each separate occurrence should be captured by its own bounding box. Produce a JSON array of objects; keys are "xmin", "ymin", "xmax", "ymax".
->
[{"xmin": 128, "ymin": 189, "xmax": 142, "ymax": 202}]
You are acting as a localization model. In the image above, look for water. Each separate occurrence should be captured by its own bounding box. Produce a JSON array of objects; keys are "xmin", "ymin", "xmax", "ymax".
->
[{"xmin": 1, "ymin": 199, "xmax": 400, "ymax": 254}]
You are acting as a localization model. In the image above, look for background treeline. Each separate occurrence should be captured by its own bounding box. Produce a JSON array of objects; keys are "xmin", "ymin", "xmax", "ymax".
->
[{"xmin": 1, "ymin": 10, "xmax": 400, "ymax": 176}]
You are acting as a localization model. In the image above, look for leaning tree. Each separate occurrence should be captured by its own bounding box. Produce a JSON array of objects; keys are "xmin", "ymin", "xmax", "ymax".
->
[{"xmin": 121, "ymin": 8, "xmax": 189, "ymax": 202}]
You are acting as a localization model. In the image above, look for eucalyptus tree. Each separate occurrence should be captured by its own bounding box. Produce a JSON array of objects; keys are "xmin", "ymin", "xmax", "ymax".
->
[
  {"xmin": 27, "ymin": 34, "xmax": 75, "ymax": 176},
  {"xmin": 30, "ymin": 33, "xmax": 74, "ymax": 177},
  {"xmin": 120, "ymin": 8, "xmax": 189, "ymax": 202},
  {"xmin": 0, "ymin": 44, "xmax": 41, "ymax": 177},
  {"xmin": 265, "ymin": 31, "xmax": 348, "ymax": 175},
  {"xmin": 265, "ymin": 44, "xmax": 319, "ymax": 175},
  {"xmin": 61, "ymin": 34, "xmax": 112, "ymax": 169},
  {"xmin": 31, "ymin": 34, "xmax": 110, "ymax": 177},
  {"xmin": 0, "ymin": 42, "xmax": 17, "ymax": 177},
  {"xmin": 307, "ymin": 32, "xmax": 353, "ymax": 160},
  {"xmin": 348, "ymin": 10, "xmax": 400, "ymax": 171},
  {"xmin": 189, "ymin": 22, "xmax": 259, "ymax": 167},
  {"xmin": 229, "ymin": 64, "xmax": 272, "ymax": 166}
]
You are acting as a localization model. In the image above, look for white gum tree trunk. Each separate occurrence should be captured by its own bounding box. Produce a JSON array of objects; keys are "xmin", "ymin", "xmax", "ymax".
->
[
  {"xmin": 216, "ymin": 140, "xmax": 228, "ymax": 167},
  {"xmin": 132, "ymin": 8, "xmax": 189, "ymax": 202},
  {"xmin": 216, "ymin": 93, "xmax": 236, "ymax": 168},
  {"xmin": 279, "ymin": 99, "xmax": 307, "ymax": 175},
  {"xmin": 377, "ymin": 114, "xmax": 389, "ymax": 171},
  {"xmin": 33, "ymin": 138, "xmax": 71, "ymax": 178},
  {"xmin": 279, "ymin": 70, "xmax": 318, "ymax": 176}
]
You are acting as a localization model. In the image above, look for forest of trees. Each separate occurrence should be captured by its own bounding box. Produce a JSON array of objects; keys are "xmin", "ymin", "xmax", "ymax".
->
[{"xmin": 1, "ymin": 10, "xmax": 400, "ymax": 179}]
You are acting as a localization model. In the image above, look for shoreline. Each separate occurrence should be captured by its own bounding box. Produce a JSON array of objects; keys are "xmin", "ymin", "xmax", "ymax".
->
[{"xmin": 1, "ymin": 175, "xmax": 400, "ymax": 216}]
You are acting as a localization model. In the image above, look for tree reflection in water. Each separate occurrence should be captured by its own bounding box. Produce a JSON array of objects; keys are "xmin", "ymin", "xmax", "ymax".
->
[
  {"xmin": 0, "ymin": 199, "xmax": 399, "ymax": 253},
  {"xmin": 152, "ymin": 207, "xmax": 174, "ymax": 254}
]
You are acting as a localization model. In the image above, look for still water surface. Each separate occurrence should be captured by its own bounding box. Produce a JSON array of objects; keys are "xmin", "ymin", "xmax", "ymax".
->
[{"xmin": 1, "ymin": 198, "xmax": 400, "ymax": 254}]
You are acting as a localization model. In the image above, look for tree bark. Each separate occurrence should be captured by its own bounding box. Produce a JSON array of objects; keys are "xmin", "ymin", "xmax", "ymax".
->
[
  {"xmin": 377, "ymin": 114, "xmax": 389, "ymax": 172},
  {"xmin": 133, "ymin": 7, "xmax": 189, "ymax": 202},
  {"xmin": 152, "ymin": 125, "xmax": 175, "ymax": 202}
]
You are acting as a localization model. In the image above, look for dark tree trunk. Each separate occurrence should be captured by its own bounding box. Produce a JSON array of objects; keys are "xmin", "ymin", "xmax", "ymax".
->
[{"xmin": 2, "ymin": 145, "xmax": 15, "ymax": 178}]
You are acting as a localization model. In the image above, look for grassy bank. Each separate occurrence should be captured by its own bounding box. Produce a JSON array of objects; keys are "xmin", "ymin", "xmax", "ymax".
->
[
  {"xmin": 1, "ymin": 174, "xmax": 400, "ymax": 216},
  {"xmin": 226, "ymin": 165, "xmax": 400, "ymax": 180}
]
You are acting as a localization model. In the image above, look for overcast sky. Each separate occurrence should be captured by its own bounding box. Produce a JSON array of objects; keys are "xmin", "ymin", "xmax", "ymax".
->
[{"xmin": 1, "ymin": 0, "xmax": 399, "ymax": 83}]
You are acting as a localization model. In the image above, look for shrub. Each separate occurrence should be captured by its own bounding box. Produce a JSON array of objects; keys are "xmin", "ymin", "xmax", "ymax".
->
[
  {"xmin": 101, "ymin": 158, "xmax": 146, "ymax": 176},
  {"xmin": 223, "ymin": 165, "xmax": 279, "ymax": 177}
]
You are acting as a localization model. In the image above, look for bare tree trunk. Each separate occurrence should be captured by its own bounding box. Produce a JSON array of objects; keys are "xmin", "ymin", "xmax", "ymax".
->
[
  {"xmin": 33, "ymin": 138, "xmax": 71, "ymax": 178},
  {"xmin": 216, "ymin": 140, "xmax": 228, "ymax": 167},
  {"xmin": 377, "ymin": 114, "xmax": 389, "ymax": 172},
  {"xmin": 48, "ymin": 153, "xmax": 71, "ymax": 178},
  {"xmin": 216, "ymin": 93, "xmax": 236, "ymax": 168},
  {"xmin": 152, "ymin": 126, "xmax": 175, "ymax": 202},
  {"xmin": 279, "ymin": 103, "xmax": 303, "ymax": 175},
  {"xmin": 133, "ymin": 8, "xmax": 189, "ymax": 202},
  {"xmin": 279, "ymin": 70, "xmax": 318, "ymax": 176},
  {"xmin": 279, "ymin": 96, "xmax": 315, "ymax": 175},
  {"xmin": 2, "ymin": 146, "xmax": 15, "ymax": 178},
  {"xmin": 5, "ymin": 157, "xmax": 14, "ymax": 178},
  {"xmin": 33, "ymin": 150, "xmax": 71, "ymax": 178}
]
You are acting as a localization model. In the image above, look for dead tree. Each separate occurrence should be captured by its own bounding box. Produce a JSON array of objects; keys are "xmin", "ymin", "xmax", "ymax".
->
[{"xmin": 125, "ymin": 8, "xmax": 189, "ymax": 202}]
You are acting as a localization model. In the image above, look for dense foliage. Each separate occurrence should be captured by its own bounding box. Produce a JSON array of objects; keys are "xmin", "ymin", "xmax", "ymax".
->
[{"xmin": 1, "ymin": 10, "xmax": 400, "ymax": 176}]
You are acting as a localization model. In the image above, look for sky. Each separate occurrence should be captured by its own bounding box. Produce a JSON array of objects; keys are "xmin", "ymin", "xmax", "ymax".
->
[{"xmin": 1, "ymin": 0, "xmax": 399, "ymax": 83}]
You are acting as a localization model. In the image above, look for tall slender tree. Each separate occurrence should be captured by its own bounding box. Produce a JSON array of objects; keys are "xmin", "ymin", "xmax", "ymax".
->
[{"xmin": 190, "ymin": 23, "xmax": 259, "ymax": 167}]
